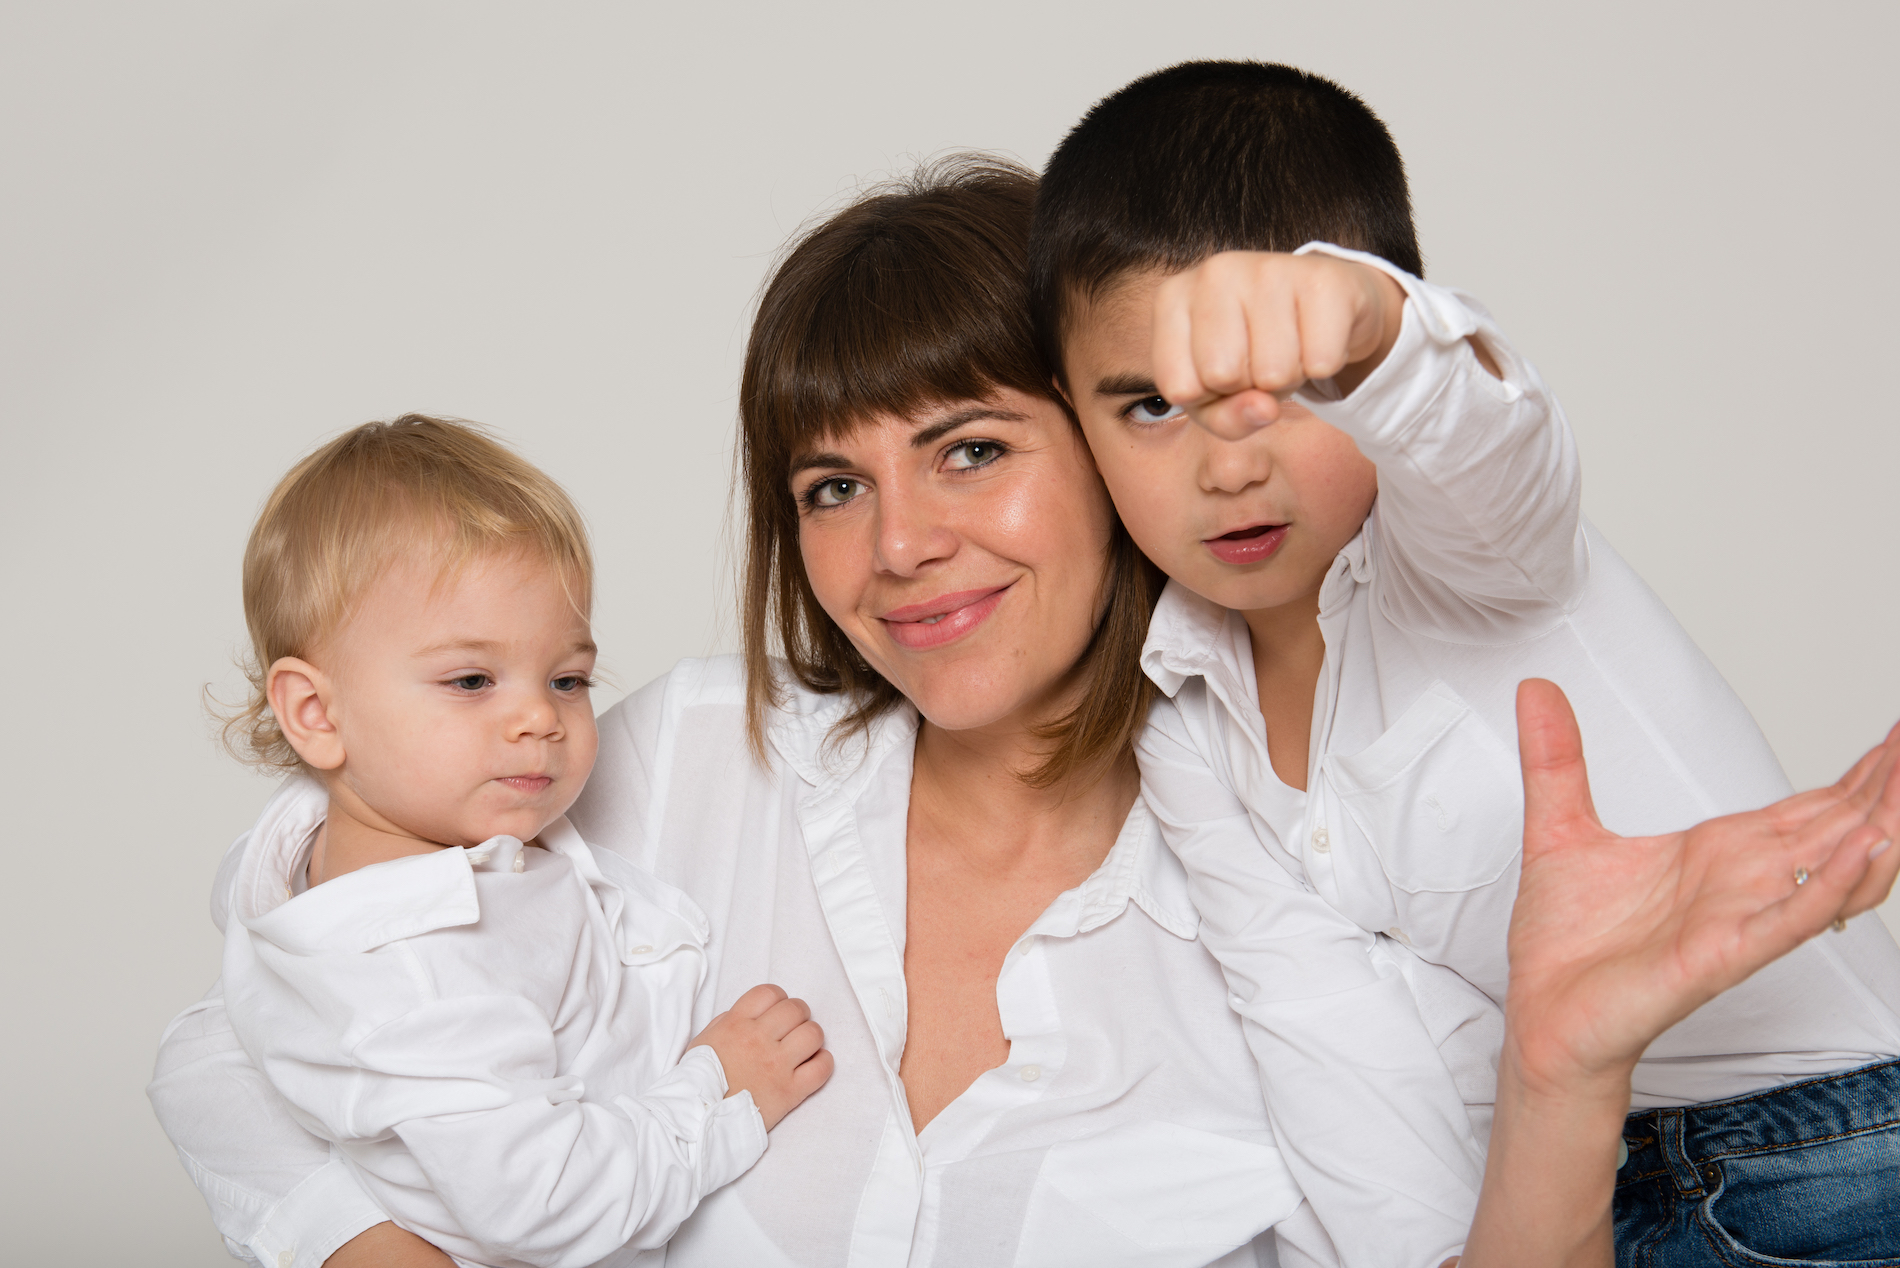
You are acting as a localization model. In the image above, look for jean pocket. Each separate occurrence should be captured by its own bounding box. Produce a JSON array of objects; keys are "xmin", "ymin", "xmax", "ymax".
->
[{"xmin": 1694, "ymin": 1133, "xmax": 1900, "ymax": 1266}]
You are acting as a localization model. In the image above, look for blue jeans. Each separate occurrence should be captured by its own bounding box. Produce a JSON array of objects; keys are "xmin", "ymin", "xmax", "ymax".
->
[{"xmin": 1614, "ymin": 1058, "xmax": 1900, "ymax": 1266}]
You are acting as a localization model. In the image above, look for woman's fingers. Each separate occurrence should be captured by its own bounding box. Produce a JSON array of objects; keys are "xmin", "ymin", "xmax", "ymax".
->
[
  {"xmin": 1516, "ymin": 679, "xmax": 1603, "ymax": 856},
  {"xmin": 1837, "ymin": 831, "xmax": 1899, "ymax": 919}
]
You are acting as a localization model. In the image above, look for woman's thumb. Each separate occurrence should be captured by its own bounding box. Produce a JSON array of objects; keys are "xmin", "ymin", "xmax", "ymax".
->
[{"xmin": 1517, "ymin": 678, "xmax": 1601, "ymax": 855}]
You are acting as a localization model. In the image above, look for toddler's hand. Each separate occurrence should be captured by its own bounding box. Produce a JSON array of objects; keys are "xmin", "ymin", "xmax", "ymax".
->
[
  {"xmin": 1151, "ymin": 251, "xmax": 1405, "ymax": 441},
  {"xmin": 689, "ymin": 983, "xmax": 833, "ymax": 1130}
]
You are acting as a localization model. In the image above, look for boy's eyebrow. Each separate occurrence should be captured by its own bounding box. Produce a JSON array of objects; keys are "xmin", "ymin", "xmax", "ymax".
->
[
  {"xmin": 787, "ymin": 406, "xmax": 1030, "ymax": 476},
  {"xmin": 1094, "ymin": 373, "xmax": 1159, "ymax": 397}
]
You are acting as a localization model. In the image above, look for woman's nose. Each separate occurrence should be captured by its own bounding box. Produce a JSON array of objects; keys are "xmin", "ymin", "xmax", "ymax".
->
[{"xmin": 871, "ymin": 484, "xmax": 959, "ymax": 576}]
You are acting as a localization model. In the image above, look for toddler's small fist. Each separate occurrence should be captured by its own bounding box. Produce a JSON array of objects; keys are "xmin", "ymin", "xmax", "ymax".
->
[{"xmin": 689, "ymin": 983, "xmax": 833, "ymax": 1129}]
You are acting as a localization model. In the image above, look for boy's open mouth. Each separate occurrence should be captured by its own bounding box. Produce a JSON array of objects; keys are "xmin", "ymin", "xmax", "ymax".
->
[{"xmin": 1203, "ymin": 522, "xmax": 1289, "ymax": 565}]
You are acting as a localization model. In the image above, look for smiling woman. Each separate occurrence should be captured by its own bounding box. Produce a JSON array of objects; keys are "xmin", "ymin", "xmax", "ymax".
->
[{"xmin": 738, "ymin": 158, "xmax": 1163, "ymax": 786}]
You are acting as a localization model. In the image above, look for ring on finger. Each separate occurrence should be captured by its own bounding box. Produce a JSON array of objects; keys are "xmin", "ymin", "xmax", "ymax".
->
[
  {"xmin": 1832, "ymin": 917, "xmax": 1849, "ymax": 933},
  {"xmin": 1794, "ymin": 867, "xmax": 1810, "ymax": 886}
]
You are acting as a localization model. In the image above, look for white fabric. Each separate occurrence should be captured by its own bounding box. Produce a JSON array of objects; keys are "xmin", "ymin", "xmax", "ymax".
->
[
  {"xmin": 1137, "ymin": 242, "xmax": 1900, "ymax": 1268},
  {"xmin": 152, "ymin": 657, "xmax": 1319, "ymax": 1268},
  {"xmin": 217, "ymin": 778, "xmax": 768, "ymax": 1268}
]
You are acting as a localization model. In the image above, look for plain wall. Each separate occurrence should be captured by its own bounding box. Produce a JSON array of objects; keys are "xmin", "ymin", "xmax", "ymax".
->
[{"xmin": 2, "ymin": 2, "xmax": 1895, "ymax": 1262}]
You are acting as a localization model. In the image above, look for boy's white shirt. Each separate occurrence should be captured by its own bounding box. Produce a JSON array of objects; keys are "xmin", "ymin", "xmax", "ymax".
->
[
  {"xmin": 1137, "ymin": 242, "xmax": 1900, "ymax": 1268},
  {"xmin": 218, "ymin": 777, "xmax": 767, "ymax": 1268}
]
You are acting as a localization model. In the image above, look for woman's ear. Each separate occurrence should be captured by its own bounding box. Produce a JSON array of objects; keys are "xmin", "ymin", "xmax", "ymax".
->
[{"xmin": 267, "ymin": 657, "xmax": 345, "ymax": 771}]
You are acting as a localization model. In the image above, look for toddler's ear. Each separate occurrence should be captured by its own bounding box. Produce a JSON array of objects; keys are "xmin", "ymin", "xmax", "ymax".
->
[{"xmin": 267, "ymin": 657, "xmax": 345, "ymax": 771}]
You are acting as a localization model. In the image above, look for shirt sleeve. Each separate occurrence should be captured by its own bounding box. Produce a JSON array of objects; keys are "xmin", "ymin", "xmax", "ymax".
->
[
  {"xmin": 238, "ymin": 981, "xmax": 767, "ymax": 1268},
  {"xmin": 1293, "ymin": 242, "xmax": 1589, "ymax": 644},
  {"xmin": 147, "ymin": 983, "xmax": 390, "ymax": 1268},
  {"xmin": 1139, "ymin": 700, "xmax": 1482, "ymax": 1268}
]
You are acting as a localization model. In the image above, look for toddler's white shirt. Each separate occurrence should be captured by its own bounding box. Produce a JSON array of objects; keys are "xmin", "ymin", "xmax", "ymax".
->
[
  {"xmin": 1137, "ymin": 243, "xmax": 1900, "ymax": 1268},
  {"xmin": 221, "ymin": 778, "xmax": 766, "ymax": 1268}
]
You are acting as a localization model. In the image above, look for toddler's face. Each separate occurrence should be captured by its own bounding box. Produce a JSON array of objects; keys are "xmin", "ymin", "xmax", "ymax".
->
[
  {"xmin": 301, "ymin": 547, "xmax": 599, "ymax": 849},
  {"xmin": 1061, "ymin": 268, "xmax": 1378, "ymax": 616}
]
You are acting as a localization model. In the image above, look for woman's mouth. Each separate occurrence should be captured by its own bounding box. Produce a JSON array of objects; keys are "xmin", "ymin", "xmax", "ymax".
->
[
  {"xmin": 879, "ymin": 584, "xmax": 1011, "ymax": 650},
  {"xmin": 1203, "ymin": 522, "xmax": 1289, "ymax": 566}
]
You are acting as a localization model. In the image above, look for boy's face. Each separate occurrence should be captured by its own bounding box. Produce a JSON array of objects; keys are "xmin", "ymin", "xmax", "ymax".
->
[
  {"xmin": 1061, "ymin": 268, "xmax": 1379, "ymax": 616},
  {"xmin": 302, "ymin": 547, "xmax": 599, "ymax": 850}
]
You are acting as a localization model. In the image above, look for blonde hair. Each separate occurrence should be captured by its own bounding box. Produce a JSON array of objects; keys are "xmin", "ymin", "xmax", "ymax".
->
[{"xmin": 222, "ymin": 414, "xmax": 593, "ymax": 770}]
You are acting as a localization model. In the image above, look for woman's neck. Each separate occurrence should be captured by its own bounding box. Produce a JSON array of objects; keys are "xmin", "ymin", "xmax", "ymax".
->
[{"xmin": 907, "ymin": 720, "xmax": 1138, "ymax": 877}]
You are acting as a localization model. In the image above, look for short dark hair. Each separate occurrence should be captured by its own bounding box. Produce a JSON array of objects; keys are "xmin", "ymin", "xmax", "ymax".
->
[
  {"xmin": 739, "ymin": 154, "xmax": 1163, "ymax": 786},
  {"xmin": 1031, "ymin": 60, "xmax": 1421, "ymax": 380}
]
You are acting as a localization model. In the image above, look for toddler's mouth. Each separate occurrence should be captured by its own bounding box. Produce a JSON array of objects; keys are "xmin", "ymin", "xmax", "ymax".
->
[{"xmin": 497, "ymin": 775, "xmax": 553, "ymax": 794}]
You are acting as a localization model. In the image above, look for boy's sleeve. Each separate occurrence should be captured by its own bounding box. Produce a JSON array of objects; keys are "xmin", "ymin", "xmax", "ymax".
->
[
  {"xmin": 1139, "ymin": 699, "xmax": 1483, "ymax": 1268},
  {"xmin": 237, "ymin": 968, "xmax": 767, "ymax": 1268},
  {"xmin": 147, "ymin": 983, "xmax": 390, "ymax": 1268},
  {"xmin": 1293, "ymin": 242, "xmax": 1590, "ymax": 643}
]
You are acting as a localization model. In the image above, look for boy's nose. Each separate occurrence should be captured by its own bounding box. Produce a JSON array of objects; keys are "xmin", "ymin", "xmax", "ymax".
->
[{"xmin": 1199, "ymin": 435, "xmax": 1273, "ymax": 494}]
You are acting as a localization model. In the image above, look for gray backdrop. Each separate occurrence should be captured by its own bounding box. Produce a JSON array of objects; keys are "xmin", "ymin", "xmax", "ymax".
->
[{"xmin": 3, "ymin": 2, "xmax": 1895, "ymax": 1262}]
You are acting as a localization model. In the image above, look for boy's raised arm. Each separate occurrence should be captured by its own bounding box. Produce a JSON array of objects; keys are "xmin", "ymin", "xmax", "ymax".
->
[{"xmin": 1154, "ymin": 246, "xmax": 1589, "ymax": 641}]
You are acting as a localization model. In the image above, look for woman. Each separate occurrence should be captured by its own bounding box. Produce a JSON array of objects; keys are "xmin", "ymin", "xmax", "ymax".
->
[{"xmin": 150, "ymin": 158, "xmax": 1900, "ymax": 1268}]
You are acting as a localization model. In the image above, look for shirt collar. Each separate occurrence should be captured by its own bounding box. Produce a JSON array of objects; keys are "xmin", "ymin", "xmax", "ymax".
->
[
  {"xmin": 1027, "ymin": 798, "xmax": 1200, "ymax": 943},
  {"xmin": 763, "ymin": 676, "xmax": 921, "ymax": 800},
  {"xmin": 233, "ymin": 776, "xmax": 586, "ymax": 955},
  {"xmin": 1139, "ymin": 530, "xmax": 1375, "ymax": 697}
]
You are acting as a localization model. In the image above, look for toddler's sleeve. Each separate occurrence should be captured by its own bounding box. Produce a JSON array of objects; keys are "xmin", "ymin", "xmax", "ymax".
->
[
  {"xmin": 1293, "ymin": 242, "xmax": 1590, "ymax": 643},
  {"xmin": 148, "ymin": 982, "xmax": 390, "ymax": 1268},
  {"xmin": 245, "ymin": 984, "xmax": 766, "ymax": 1268}
]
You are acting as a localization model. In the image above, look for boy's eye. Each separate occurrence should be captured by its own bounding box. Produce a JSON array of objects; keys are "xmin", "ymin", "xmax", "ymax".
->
[
  {"xmin": 1128, "ymin": 396, "xmax": 1184, "ymax": 425},
  {"xmin": 449, "ymin": 674, "xmax": 491, "ymax": 692},
  {"xmin": 809, "ymin": 477, "xmax": 863, "ymax": 508},
  {"xmin": 944, "ymin": 440, "xmax": 1006, "ymax": 470}
]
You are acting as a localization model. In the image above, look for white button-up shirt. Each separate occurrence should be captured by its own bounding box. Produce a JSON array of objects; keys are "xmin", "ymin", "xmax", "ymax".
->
[
  {"xmin": 152, "ymin": 657, "xmax": 1322, "ymax": 1268},
  {"xmin": 1137, "ymin": 244, "xmax": 1900, "ymax": 1268},
  {"xmin": 219, "ymin": 778, "xmax": 766, "ymax": 1268}
]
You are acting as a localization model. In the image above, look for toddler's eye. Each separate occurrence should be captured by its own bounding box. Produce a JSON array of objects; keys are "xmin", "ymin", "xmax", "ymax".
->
[
  {"xmin": 944, "ymin": 440, "xmax": 1006, "ymax": 470},
  {"xmin": 1128, "ymin": 396, "xmax": 1184, "ymax": 425},
  {"xmin": 809, "ymin": 477, "xmax": 863, "ymax": 508},
  {"xmin": 552, "ymin": 674, "xmax": 593, "ymax": 693},
  {"xmin": 449, "ymin": 674, "xmax": 491, "ymax": 692}
]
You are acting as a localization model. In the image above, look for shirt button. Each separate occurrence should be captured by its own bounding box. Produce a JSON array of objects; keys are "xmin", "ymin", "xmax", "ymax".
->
[
  {"xmin": 629, "ymin": 944, "xmax": 653, "ymax": 955},
  {"xmin": 1020, "ymin": 1064, "xmax": 1041, "ymax": 1083},
  {"xmin": 278, "ymin": 1251, "xmax": 295, "ymax": 1268},
  {"xmin": 1311, "ymin": 827, "xmax": 1331, "ymax": 854},
  {"xmin": 512, "ymin": 853, "xmax": 527, "ymax": 872},
  {"xmin": 1387, "ymin": 927, "xmax": 1409, "ymax": 944}
]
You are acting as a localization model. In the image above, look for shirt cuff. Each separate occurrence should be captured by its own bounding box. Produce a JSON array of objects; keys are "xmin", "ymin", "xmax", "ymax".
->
[
  {"xmin": 654, "ymin": 1045, "xmax": 770, "ymax": 1196},
  {"xmin": 243, "ymin": 1157, "xmax": 387, "ymax": 1268}
]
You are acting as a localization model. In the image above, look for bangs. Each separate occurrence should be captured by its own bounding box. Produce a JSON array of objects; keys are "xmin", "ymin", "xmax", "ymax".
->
[{"xmin": 743, "ymin": 157, "xmax": 1054, "ymax": 477}]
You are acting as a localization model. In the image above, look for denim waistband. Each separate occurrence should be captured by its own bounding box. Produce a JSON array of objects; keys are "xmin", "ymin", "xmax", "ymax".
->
[{"xmin": 1625, "ymin": 1058, "xmax": 1900, "ymax": 1162}]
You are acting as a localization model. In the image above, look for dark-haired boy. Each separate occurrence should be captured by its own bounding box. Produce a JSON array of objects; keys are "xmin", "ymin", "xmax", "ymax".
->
[{"xmin": 1033, "ymin": 61, "xmax": 1900, "ymax": 1268}]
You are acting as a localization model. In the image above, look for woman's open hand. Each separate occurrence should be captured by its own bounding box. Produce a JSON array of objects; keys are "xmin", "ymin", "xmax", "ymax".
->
[{"xmin": 1503, "ymin": 678, "xmax": 1900, "ymax": 1093}]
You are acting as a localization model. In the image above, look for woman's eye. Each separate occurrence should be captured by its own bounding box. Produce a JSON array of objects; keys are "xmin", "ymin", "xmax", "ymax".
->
[
  {"xmin": 944, "ymin": 440, "xmax": 1005, "ymax": 470},
  {"xmin": 551, "ymin": 674, "xmax": 593, "ymax": 693},
  {"xmin": 809, "ymin": 477, "xmax": 863, "ymax": 508},
  {"xmin": 1128, "ymin": 396, "xmax": 1184, "ymax": 425},
  {"xmin": 449, "ymin": 674, "xmax": 491, "ymax": 692}
]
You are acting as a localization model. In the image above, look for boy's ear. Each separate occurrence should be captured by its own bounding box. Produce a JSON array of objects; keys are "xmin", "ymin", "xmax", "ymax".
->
[{"xmin": 267, "ymin": 657, "xmax": 345, "ymax": 771}]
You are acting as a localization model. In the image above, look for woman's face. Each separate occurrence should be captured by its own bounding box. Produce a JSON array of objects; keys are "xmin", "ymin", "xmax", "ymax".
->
[{"xmin": 792, "ymin": 388, "xmax": 1118, "ymax": 737}]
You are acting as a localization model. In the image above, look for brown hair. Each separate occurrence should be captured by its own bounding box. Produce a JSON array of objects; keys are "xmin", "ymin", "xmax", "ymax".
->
[
  {"xmin": 222, "ymin": 414, "xmax": 593, "ymax": 771},
  {"xmin": 739, "ymin": 155, "xmax": 1163, "ymax": 786}
]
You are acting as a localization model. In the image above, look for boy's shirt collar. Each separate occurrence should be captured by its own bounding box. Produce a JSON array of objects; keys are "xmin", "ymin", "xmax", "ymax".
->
[{"xmin": 1140, "ymin": 529, "xmax": 1372, "ymax": 699}]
